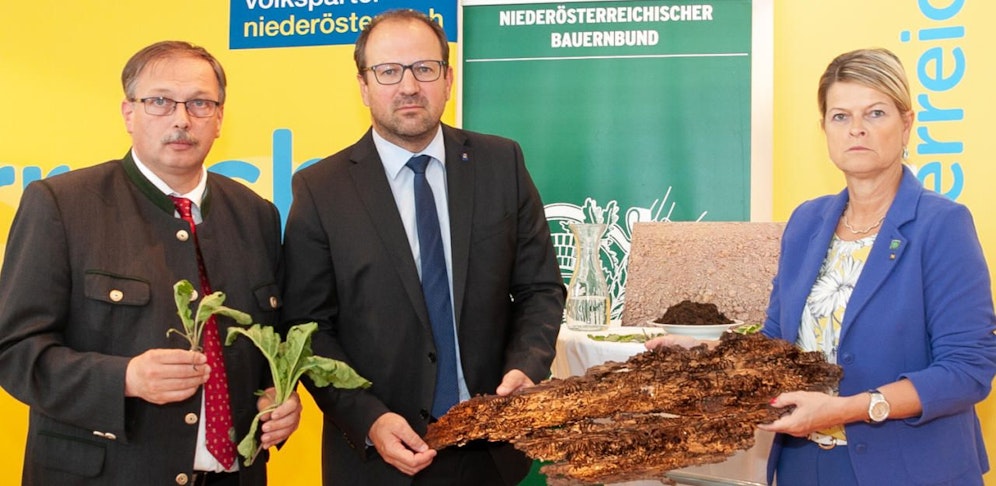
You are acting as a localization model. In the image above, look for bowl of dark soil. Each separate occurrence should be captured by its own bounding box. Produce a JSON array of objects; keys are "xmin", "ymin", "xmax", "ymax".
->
[{"xmin": 648, "ymin": 300, "xmax": 743, "ymax": 339}]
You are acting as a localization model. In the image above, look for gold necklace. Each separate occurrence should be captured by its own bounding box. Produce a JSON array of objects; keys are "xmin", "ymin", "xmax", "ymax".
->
[{"xmin": 842, "ymin": 204, "xmax": 885, "ymax": 235}]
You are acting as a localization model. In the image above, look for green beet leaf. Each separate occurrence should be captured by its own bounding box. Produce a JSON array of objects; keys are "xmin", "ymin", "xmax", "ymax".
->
[
  {"xmin": 225, "ymin": 322, "xmax": 371, "ymax": 465},
  {"xmin": 173, "ymin": 280, "xmax": 196, "ymax": 337},
  {"xmin": 168, "ymin": 279, "xmax": 252, "ymax": 351},
  {"xmin": 197, "ymin": 290, "xmax": 253, "ymax": 329}
]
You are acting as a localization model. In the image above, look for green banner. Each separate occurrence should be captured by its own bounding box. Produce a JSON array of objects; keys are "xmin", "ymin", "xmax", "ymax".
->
[{"xmin": 462, "ymin": 0, "xmax": 752, "ymax": 320}]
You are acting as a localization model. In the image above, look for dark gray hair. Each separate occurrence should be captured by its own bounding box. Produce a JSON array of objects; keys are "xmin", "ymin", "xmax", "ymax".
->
[
  {"xmin": 354, "ymin": 9, "xmax": 449, "ymax": 74},
  {"xmin": 121, "ymin": 40, "xmax": 227, "ymax": 104}
]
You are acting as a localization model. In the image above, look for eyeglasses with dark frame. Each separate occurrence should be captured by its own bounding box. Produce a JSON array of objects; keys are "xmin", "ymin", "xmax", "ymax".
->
[
  {"xmin": 131, "ymin": 96, "xmax": 221, "ymax": 118},
  {"xmin": 362, "ymin": 60, "xmax": 448, "ymax": 85}
]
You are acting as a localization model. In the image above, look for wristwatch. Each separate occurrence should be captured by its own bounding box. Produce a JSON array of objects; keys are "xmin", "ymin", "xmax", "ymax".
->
[{"xmin": 866, "ymin": 389, "xmax": 890, "ymax": 423}]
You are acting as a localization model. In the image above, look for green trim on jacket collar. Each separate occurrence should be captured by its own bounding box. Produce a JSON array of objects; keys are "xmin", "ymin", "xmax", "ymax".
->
[{"xmin": 121, "ymin": 150, "xmax": 213, "ymax": 217}]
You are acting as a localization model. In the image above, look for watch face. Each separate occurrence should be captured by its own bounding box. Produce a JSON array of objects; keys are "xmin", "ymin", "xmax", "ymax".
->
[{"xmin": 870, "ymin": 400, "xmax": 890, "ymax": 421}]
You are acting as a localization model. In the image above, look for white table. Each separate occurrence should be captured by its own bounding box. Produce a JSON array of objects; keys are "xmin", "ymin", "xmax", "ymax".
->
[{"xmin": 552, "ymin": 324, "xmax": 770, "ymax": 486}]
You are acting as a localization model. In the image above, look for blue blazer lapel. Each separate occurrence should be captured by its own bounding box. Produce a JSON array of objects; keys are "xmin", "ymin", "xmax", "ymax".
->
[
  {"xmin": 783, "ymin": 194, "xmax": 849, "ymax": 344},
  {"xmin": 839, "ymin": 167, "xmax": 919, "ymax": 341},
  {"xmin": 348, "ymin": 131, "xmax": 432, "ymax": 330},
  {"xmin": 443, "ymin": 125, "xmax": 473, "ymax": 329}
]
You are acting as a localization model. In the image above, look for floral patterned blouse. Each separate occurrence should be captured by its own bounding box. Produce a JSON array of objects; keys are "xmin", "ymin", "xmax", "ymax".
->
[{"xmin": 796, "ymin": 233, "xmax": 876, "ymax": 441}]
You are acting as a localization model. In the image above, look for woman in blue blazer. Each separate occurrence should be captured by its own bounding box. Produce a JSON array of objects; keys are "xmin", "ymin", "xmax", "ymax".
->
[
  {"xmin": 648, "ymin": 48, "xmax": 996, "ymax": 485},
  {"xmin": 755, "ymin": 48, "xmax": 996, "ymax": 485}
]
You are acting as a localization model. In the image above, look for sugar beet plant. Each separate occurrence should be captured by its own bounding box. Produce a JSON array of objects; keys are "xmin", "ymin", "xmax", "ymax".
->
[
  {"xmin": 226, "ymin": 323, "xmax": 371, "ymax": 465},
  {"xmin": 169, "ymin": 279, "xmax": 252, "ymax": 351},
  {"xmin": 171, "ymin": 279, "xmax": 371, "ymax": 465}
]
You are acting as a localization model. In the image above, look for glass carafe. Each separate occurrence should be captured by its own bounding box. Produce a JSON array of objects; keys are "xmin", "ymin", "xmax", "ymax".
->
[{"xmin": 564, "ymin": 223, "xmax": 611, "ymax": 331}]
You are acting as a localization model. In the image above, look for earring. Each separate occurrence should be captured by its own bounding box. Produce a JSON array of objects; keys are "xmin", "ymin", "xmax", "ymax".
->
[{"xmin": 902, "ymin": 146, "xmax": 909, "ymax": 161}]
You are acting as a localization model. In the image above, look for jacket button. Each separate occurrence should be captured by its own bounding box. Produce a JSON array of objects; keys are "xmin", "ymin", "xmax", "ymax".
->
[
  {"xmin": 175, "ymin": 473, "xmax": 190, "ymax": 485},
  {"xmin": 108, "ymin": 290, "xmax": 124, "ymax": 302},
  {"xmin": 176, "ymin": 230, "xmax": 190, "ymax": 242},
  {"xmin": 269, "ymin": 296, "xmax": 279, "ymax": 309},
  {"xmin": 184, "ymin": 413, "xmax": 198, "ymax": 425},
  {"xmin": 428, "ymin": 352, "xmax": 436, "ymax": 363},
  {"xmin": 420, "ymin": 409, "xmax": 430, "ymax": 420}
]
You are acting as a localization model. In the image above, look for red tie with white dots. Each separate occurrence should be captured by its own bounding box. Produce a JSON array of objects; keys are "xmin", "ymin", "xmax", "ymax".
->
[{"xmin": 169, "ymin": 195, "xmax": 237, "ymax": 469}]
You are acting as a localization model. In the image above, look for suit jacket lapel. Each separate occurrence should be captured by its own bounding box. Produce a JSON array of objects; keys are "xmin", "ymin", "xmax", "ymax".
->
[
  {"xmin": 839, "ymin": 167, "xmax": 918, "ymax": 342},
  {"xmin": 348, "ymin": 130, "xmax": 432, "ymax": 329},
  {"xmin": 443, "ymin": 125, "xmax": 473, "ymax": 330}
]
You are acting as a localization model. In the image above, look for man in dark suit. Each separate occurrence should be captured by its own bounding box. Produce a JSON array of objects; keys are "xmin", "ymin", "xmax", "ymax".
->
[
  {"xmin": 0, "ymin": 41, "xmax": 300, "ymax": 485},
  {"xmin": 281, "ymin": 9, "xmax": 565, "ymax": 485}
]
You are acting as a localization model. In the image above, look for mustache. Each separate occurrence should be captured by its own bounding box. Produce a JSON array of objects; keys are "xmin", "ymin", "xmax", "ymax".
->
[
  {"xmin": 161, "ymin": 131, "xmax": 198, "ymax": 145},
  {"xmin": 393, "ymin": 95, "xmax": 425, "ymax": 109}
]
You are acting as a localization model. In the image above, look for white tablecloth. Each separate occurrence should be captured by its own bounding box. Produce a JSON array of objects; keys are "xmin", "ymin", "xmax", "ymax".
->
[{"xmin": 552, "ymin": 324, "xmax": 770, "ymax": 486}]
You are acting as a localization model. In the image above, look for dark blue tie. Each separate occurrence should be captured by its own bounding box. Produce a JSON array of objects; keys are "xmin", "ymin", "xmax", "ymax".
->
[{"xmin": 406, "ymin": 155, "xmax": 459, "ymax": 417}]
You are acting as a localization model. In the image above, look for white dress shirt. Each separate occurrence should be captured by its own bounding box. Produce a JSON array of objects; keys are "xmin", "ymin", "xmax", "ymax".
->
[{"xmin": 371, "ymin": 128, "xmax": 471, "ymax": 403}]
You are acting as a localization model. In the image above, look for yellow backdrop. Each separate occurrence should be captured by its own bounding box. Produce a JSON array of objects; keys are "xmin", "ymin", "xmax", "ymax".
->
[{"xmin": 3, "ymin": 1, "xmax": 996, "ymax": 484}]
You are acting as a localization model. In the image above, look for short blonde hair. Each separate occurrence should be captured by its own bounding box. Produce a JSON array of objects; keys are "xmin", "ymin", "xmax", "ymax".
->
[{"xmin": 817, "ymin": 48, "xmax": 911, "ymax": 118}]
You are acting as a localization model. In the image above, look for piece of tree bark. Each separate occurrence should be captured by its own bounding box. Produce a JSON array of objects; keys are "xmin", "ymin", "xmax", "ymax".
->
[{"xmin": 425, "ymin": 332, "xmax": 841, "ymax": 484}]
